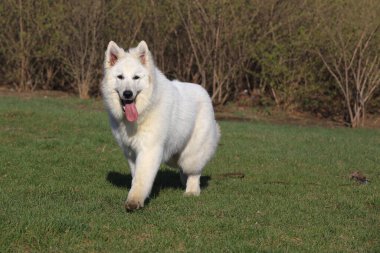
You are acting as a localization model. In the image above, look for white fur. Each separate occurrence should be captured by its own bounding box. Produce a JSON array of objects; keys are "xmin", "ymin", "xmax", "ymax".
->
[{"xmin": 101, "ymin": 41, "xmax": 220, "ymax": 210}]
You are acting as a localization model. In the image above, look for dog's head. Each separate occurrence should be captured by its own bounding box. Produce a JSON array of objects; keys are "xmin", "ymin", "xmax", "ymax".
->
[{"xmin": 102, "ymin": 41, "xmax": 154, "ymax": 122}]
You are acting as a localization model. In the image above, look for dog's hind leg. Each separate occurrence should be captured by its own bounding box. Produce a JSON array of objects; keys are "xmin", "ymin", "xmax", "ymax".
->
[
  {"xmin": 178, "ymin": 122, "xmax": 219, "ymax": 196},
  {"xmin": 178, "ymin": 157, "xmax": 205, "ymax": 196},
  {"xmin": 179, "ymin": 169, "xmax": 200, "ymax": 196},
  {"xmin": 179, "ymin": 168, "xmax": 200, "ymax": 195},
  {"xmin": 184, "ymin": 174, "xmax": 201, "ymax": 196}
]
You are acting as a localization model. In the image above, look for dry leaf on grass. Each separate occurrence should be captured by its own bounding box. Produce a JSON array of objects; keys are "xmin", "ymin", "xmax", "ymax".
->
[{"xmin": 350, "ymin": 171, "xmax": 369, "ymax": 184}]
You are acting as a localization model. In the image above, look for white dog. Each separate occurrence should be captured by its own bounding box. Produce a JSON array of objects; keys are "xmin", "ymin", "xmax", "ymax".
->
[{"xmin": 101, "ymin": 41, "xmax": 220, "ymax": 211}]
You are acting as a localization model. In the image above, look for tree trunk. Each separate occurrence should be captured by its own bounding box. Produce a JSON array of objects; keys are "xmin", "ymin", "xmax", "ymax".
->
[
  {"xmin": 78, "ymin": 81, "xmax": 90, "ymax": 99},
  {"xmin": 18, "ymin": 0, "xmax": 26, "ymax": 91}
]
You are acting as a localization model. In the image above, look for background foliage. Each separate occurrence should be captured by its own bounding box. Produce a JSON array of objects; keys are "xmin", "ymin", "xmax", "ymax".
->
[{"xmin": 0, "ymin": 0, "xmax": 379, "ymax": 126}]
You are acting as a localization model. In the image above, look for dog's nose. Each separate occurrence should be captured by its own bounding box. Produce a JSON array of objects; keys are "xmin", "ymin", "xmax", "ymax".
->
[{"xmin": 123, "ymin": 90, "xmax": 133, "ymax": 99}]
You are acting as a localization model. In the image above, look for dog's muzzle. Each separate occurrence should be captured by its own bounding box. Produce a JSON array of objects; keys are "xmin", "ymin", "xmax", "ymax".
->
[{"xmin": 117, "ymin": 89, "xmax": 135, "ymax": 111}]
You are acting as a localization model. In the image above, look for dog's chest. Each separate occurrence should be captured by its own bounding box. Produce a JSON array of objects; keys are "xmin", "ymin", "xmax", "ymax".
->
[
  {"xmin": 112, "ymin": 120, "xmax": 154, "ymax": 152},
  {"xmin": 116, "ymin": 124, "xmax": 138, "ymax": 148}
]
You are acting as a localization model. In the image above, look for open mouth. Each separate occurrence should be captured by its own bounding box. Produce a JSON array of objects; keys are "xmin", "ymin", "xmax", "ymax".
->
[
  {"xmin": 119, "ymin": 94, "xmax": 139, "ymax": 122},
  {"xmin": 120, "ymin": 98, "xmax": 135, "ymax": 112}
]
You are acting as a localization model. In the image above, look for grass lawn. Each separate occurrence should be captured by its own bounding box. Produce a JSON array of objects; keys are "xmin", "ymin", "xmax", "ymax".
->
[{"xmin": 0, "ymin": 95, "xmax": 379, "ymax": 252}]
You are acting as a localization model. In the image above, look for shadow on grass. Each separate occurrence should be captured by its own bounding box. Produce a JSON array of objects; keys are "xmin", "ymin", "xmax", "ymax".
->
[{"xmin": 106, "ymin": 170, "xmax": 210, "ymax": 198}]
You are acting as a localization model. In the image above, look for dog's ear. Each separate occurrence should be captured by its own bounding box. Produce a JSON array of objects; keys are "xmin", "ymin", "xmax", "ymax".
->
[
  {"xmin": 136, "ymin": 41, "xmax": 149, "ymax": 65},
  {"xmin": 104, "ymin": 41, "xmax": 124, "ymax": 69},
  {"xmin": 132, "ymin": 40, "xmax": 152, "ymax": 66}
]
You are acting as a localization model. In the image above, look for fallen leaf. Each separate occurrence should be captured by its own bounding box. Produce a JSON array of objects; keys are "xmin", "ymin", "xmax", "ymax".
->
[{"xmin": 350, "ymin": 171, "xmax": 369, "ymax": 184}]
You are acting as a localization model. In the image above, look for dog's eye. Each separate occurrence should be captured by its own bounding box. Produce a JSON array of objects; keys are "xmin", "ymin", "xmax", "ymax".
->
[
  {"xmin": 132, "ymin": 75, "xmax": 140, "ymax": 80},
  {"xmin": 117, "ymin": 74, "xmax": 124, "ymax": 80}
]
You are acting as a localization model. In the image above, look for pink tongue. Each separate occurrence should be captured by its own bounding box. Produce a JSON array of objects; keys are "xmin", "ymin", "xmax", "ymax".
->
[{"xmin": 124, "ymin": 103, "xmax": 138, "ymax": 122}]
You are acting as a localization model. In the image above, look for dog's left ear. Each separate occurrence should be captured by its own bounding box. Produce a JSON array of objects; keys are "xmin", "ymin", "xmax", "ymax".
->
[{"xmin": 134, "ymin": 41, "xmax": 150, "ymax": 66}]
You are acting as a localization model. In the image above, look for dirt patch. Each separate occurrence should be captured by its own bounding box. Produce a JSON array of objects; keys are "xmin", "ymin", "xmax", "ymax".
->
[
  {"xmin": 1, "ymin": 111, "xmax": 35, "ymax": 119},
  {"xmin": 0, "ymin": 86, "xmax": 73, "ymax": 99},
  {"xmin": 216, "ymin": 104, "xmax": 380, "ymax": 129},
  {"xmin": 215, "ymin": 106, "xmax": 343, "ymax": 128}
]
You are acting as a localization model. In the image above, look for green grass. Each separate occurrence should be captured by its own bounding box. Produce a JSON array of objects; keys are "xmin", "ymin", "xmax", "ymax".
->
[{"xmin": 0, "ymin": 95, "xmax": 379, "ymax": 252}]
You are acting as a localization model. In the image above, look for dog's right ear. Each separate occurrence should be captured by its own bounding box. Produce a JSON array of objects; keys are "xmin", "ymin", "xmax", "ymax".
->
[{"xmin": 104, "ymin": 41, "xmax": 124, "ymax": 69}]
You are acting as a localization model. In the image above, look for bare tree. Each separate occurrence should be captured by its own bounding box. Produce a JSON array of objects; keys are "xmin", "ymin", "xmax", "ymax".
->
[
  {"xmin": 0, "ymin": 0, "xmax": 67, "ymax": 91},
  {"xmin": 0, "ymin": 0, "xmax": 379, "ymax": 120},
  {"xmin": 0, "ymin": 0, "xmax": 34, "ymax": 91},
  {"xmin": 318, "ymin": 27, "xmax": 380, "ymax": 127},
  {"xmin": 59, "ymin": 0, "xmax": 105, "ymax": 99},
  {"xmin": 176, "ymin": 0, "xmax": 259, "ymax": 105}
]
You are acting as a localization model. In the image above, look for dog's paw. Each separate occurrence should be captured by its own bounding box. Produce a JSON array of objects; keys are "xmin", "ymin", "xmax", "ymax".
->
[
  {"xmin": 184, "ymin": 190, "xmax": 200, "ymax": 197},
  {"xmin": 125, "ymin": 199, "xmax": 143, "ymax": 212}
]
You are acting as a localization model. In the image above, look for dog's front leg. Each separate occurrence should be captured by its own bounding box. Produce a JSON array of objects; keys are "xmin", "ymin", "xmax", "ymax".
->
[
  {"xmin": 125, "ymin": 147, "xmax": 163, "ymax": 211},
  {"xmin": 123, "ymin": 149, "xmax": 136, "ymax": 178},
  {"xmin": 127, "ymin": 159, "xmax": 136, "ymax": 178}
]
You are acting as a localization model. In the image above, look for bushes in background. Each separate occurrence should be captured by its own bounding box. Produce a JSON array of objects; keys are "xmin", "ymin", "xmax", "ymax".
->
[{"xmin": 0, "ymin": 0, "xmax": 379, "ymax": 126}]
